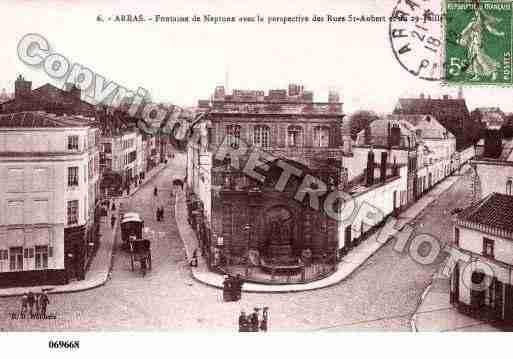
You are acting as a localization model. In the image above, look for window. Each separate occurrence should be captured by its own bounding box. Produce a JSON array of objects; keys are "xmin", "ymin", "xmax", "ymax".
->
[
  {"xmin": 67, "ymin": 200, "xmax": 79, "ymax": 225},
  {"xmin": 313, "ymin": 126, "xmax": 330, "ymax": 147},
  {"xmin": 7, "ymin": 201, "xmax": 23, "ymax": 225},
  {"xmin": 507, "ymin": 179, "xmax": 512, "ymax": 195},
  {"xmin": 68, "ymin": 167, "xmax": 79, "ymax": 186},
  {"xmin": 7, "ymin": 168, "xmax": 24, "ymax": 192},
  {"xmin": 68, "ymin": 135, "xmax": 79, "ymax": 151},
  {"xmin": 104, "ymin": 143, "xmax": 112, "ymax": 153},
  {"xmin": 23, "ymin": 247, "xmax": 34, "ymax": 259},
  {"xmin": 253, "ymin": 125, "xmax": 270, "ymax": 147},
  {"xmin": 226, "ymin": 125, "xmax": 241, "ymax": 148},
  {"xmin": 129, "ymin": 151, "xmax": 136, "ymax": 163},
  {"xmin": 0, "ymin": 250, "xmax": 8, "ymax": 261},
  {"xmin": 287, "ymin": 126, "xmax": 304, "ymax": 147},
  {"xmin": 9, "ymin": 247, "xmax": 23, "ymax": 271},
  {"xmin": 483, "ymin": 238, "xmax": 494, "ymax": 258},
  {"xmin": 35, "ymin": 246, "xmax": 49, "ymax": 269}
]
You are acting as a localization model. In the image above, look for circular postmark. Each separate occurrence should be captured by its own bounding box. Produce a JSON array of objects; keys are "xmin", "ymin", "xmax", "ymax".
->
[{"xmin": 389, "ymin": 0, "xmax": 444, "ymax": 80}]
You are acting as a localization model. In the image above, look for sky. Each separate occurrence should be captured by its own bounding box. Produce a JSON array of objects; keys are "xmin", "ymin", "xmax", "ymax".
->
[{"xmin": 1, "ymin": 0, "xmax": 513, "ymax": 114}]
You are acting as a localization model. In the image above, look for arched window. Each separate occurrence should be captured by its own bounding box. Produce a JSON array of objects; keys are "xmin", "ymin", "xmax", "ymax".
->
[
  {"xmin": 313, "ymin": 126, "xmax": 330, "ymax": 147},
  {"xmin": 507, "ymin": 179, "xmax": 512, "ymax": 195},
  {"xmin": 253, "ymin": 125, "xmax": 270, "ymax": 147},
  {"xmin": 225, "ymin": 124, "xmax": 241, "ymax": 148},
  {"xmin": 287, "ymin": 125, "xmax": 304, "ymax": 147}
]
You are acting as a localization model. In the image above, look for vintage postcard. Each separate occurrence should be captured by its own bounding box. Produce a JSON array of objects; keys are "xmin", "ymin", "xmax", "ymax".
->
[{"xmin": 0, "ymin": 0, "xmax": 512, "ymax": 355}]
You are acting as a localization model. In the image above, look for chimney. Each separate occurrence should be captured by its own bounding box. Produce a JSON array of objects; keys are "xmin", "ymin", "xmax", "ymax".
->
[
  {"xmin": 328, "ymin": 91, "xmax": 340, "ymax": 103},
  {"xmin": 14, "ymin": 75, "xmax": 31, "ymax": 99},
  {"xmin": 366, "ymin": 148, "xmax": 375, "ymax": 186},
  {"xmin": 387, "ymin": 122, "xmax": 392, "ymax": 149},
  {"xmin": 484, "ymin": 129, "xmax": 502, "ymax": 158},
  {"xmin": 288, "ymin": 84, "xmax": 301, "ymax": 97},
  {"xmin": 380, "ymin": 151, "xmax": 388, "ymax": 182}
]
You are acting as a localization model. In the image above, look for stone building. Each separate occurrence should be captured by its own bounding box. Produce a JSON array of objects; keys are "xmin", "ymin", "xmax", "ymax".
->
[
  {"xmin": 187, "ymin": 85, "xmax": 347, "ymax": 279},
  {"xmin": 0, "ymin": 112, "xmax": 101, "ymax": 287}
]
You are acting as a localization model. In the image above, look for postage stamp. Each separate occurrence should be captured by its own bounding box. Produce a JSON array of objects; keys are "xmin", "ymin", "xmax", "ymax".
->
[{"xmin": 444, "ymin": 0, "xmax": 513, "ymax": 84}]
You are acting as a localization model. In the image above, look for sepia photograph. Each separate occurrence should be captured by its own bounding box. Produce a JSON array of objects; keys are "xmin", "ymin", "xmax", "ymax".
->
[{"xmin": 1, "ymin": 0, "xmax": 513, "ymax": 355}]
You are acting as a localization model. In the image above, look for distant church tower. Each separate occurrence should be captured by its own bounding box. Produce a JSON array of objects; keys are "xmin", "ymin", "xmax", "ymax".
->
[{"xmin": 457, "ymin": 86, "xmax": 464, "ymax": 99}]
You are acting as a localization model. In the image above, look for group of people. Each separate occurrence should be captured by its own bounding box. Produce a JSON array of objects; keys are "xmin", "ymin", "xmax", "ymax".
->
[
  {"xmin": 20, "ymin": 290, "xmax": 50, "ymax": 317},
  {"xmin": 156, "ymin": 206, "xmax": 165, "ymax": 221},
  {"xmin": 223, "ymin": 274, "xmax": 244, "ymax": 302},
  {"xmin": 239, "ymin": 307, "xmax": 269, "ymax": 332}
]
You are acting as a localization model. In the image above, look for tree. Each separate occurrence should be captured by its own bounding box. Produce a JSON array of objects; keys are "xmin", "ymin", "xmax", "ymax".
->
[{"xmin": 348, "ymin": 110, "xmax": 379, "ymax": 140}]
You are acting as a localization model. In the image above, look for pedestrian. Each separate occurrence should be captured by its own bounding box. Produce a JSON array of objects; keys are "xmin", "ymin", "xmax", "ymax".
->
[
  {"xmin": 111, "ymin": 214, "xmax": 116, "ymax": 228},
  {"xmin": 250, "ymin": 308, "xmax": 260, "ymax": 332},
  {"xmin": 154, "ymin": 187, "xmax": 158, "ymax": 196},
  {"xmin": 20, "ymin": 292, "xmax": 28, "ymax": 315},
  {"xmin": 27, "ymin": 291, "xmax": 35, "ymax": 316},
  {"xmin": 160, "ymin": 206, "xmax": 164, "ymax": 220},
  {"xmin": 232, "ymin": 274, "xmax": 242, "ymax": 301},
  {"xmin": 190, "ymin": 248, "xmax": 198, "ymax": 267},
  {"xmin": 34, "ymin": 291, "xmax": 40, "ymax": 315},
  {"xmin": 238, "ymin": 310, "xmax": 249, "ymax": 332},
  {"xmin": 111, "ymin": 202, "xmax": 116, "ymax": 211},
  {"xmin": 222, "ymin": 275, "xmax": 233, "ymax": 302},
  {"xmin": 40, "ymin": 291, "xmax": 49, "ymax": 317},
  {"xmin": 260, "ymin": 307, "xmax": 269, "ymax": 332}
]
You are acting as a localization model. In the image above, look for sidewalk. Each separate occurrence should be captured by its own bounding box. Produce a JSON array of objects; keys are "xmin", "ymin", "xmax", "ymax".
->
[
  {"xmin": 0, "ymin": 162, "xmax": 168, "ymax": 297},
  {"xmin": 118, "ymin": 162, "xmax": 167, "ymax": 199},
  {"xmin": 175, "ymin": 175, "xmax": 461, "ymax": 293},
  {"xmin": 411, "ymin": 274, "xmax": 499, "ymax": 331}
]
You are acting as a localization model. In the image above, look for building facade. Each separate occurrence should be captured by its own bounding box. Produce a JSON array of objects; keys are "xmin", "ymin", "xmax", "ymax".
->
[
  {"xmin": 100, "ymin": 129, "xmax": 141, "ymax": 186},
  {"xmin": 187, "ymin": 85, "xmax": 346, "ymax": 279},
  {"xmin": 451, "ymin": 193, "xmax": 513, "ymax": 323},
  {"xmin": 0, "ymin": 112, "xmax": 101, "ymax": 287}
]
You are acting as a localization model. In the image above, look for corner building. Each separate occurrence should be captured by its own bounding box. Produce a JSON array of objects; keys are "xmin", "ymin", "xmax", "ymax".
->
[{"xmin": 187, "ymin": 85, "xmax": 347, "ymax": 280}]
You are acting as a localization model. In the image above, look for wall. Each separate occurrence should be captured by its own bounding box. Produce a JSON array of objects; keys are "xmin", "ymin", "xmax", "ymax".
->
[
  {"xmin": 458, "ymin": 225, "xmax": 513, "ymax": 267},
  {"xmin": 459, "ymin": 146, "xmax": 476, "ymax": 164},
  {"xmin": 338, "ymin": 165, "xmax": 408, "ymax": 248},
  {"xmin": 475, "ymin": 161, "xmax": 513, "ymax": 198}
]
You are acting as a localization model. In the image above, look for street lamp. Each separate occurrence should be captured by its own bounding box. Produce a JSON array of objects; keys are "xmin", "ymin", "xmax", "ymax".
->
[{"xmin": 242, "ymin": 224, "xmax": 251, "ymax": 277}]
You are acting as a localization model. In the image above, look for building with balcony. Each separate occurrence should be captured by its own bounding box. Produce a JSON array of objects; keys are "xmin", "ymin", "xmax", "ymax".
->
[{"xmin": 0, "ymin": 112, "xmax": 101, "ymax": 287}]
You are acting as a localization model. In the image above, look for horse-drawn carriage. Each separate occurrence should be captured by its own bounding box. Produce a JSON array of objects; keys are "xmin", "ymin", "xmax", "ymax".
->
[{"xmin": 121, "ymin": 212, "xmax": 152, "ymax": 276}]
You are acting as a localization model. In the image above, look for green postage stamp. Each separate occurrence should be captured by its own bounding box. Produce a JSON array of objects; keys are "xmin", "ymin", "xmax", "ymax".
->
[{"xmin": 445, "ymin": 1, "xmax": 513, "ymax": 84}]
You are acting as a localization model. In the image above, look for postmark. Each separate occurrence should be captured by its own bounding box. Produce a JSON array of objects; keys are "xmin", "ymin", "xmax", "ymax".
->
[
  {"xmin": 389, "ymin": 0, "xmax": 444, "ymax": 81},
  {"xmin": 444, "ymin": 0, "xmax": 513, "ymax": 84}
]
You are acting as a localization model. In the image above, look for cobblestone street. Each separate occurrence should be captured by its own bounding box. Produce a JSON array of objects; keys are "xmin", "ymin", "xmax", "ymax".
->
[{"xmin": 0, "ymin": 157, "xmax": 474, "ymax": 332}]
